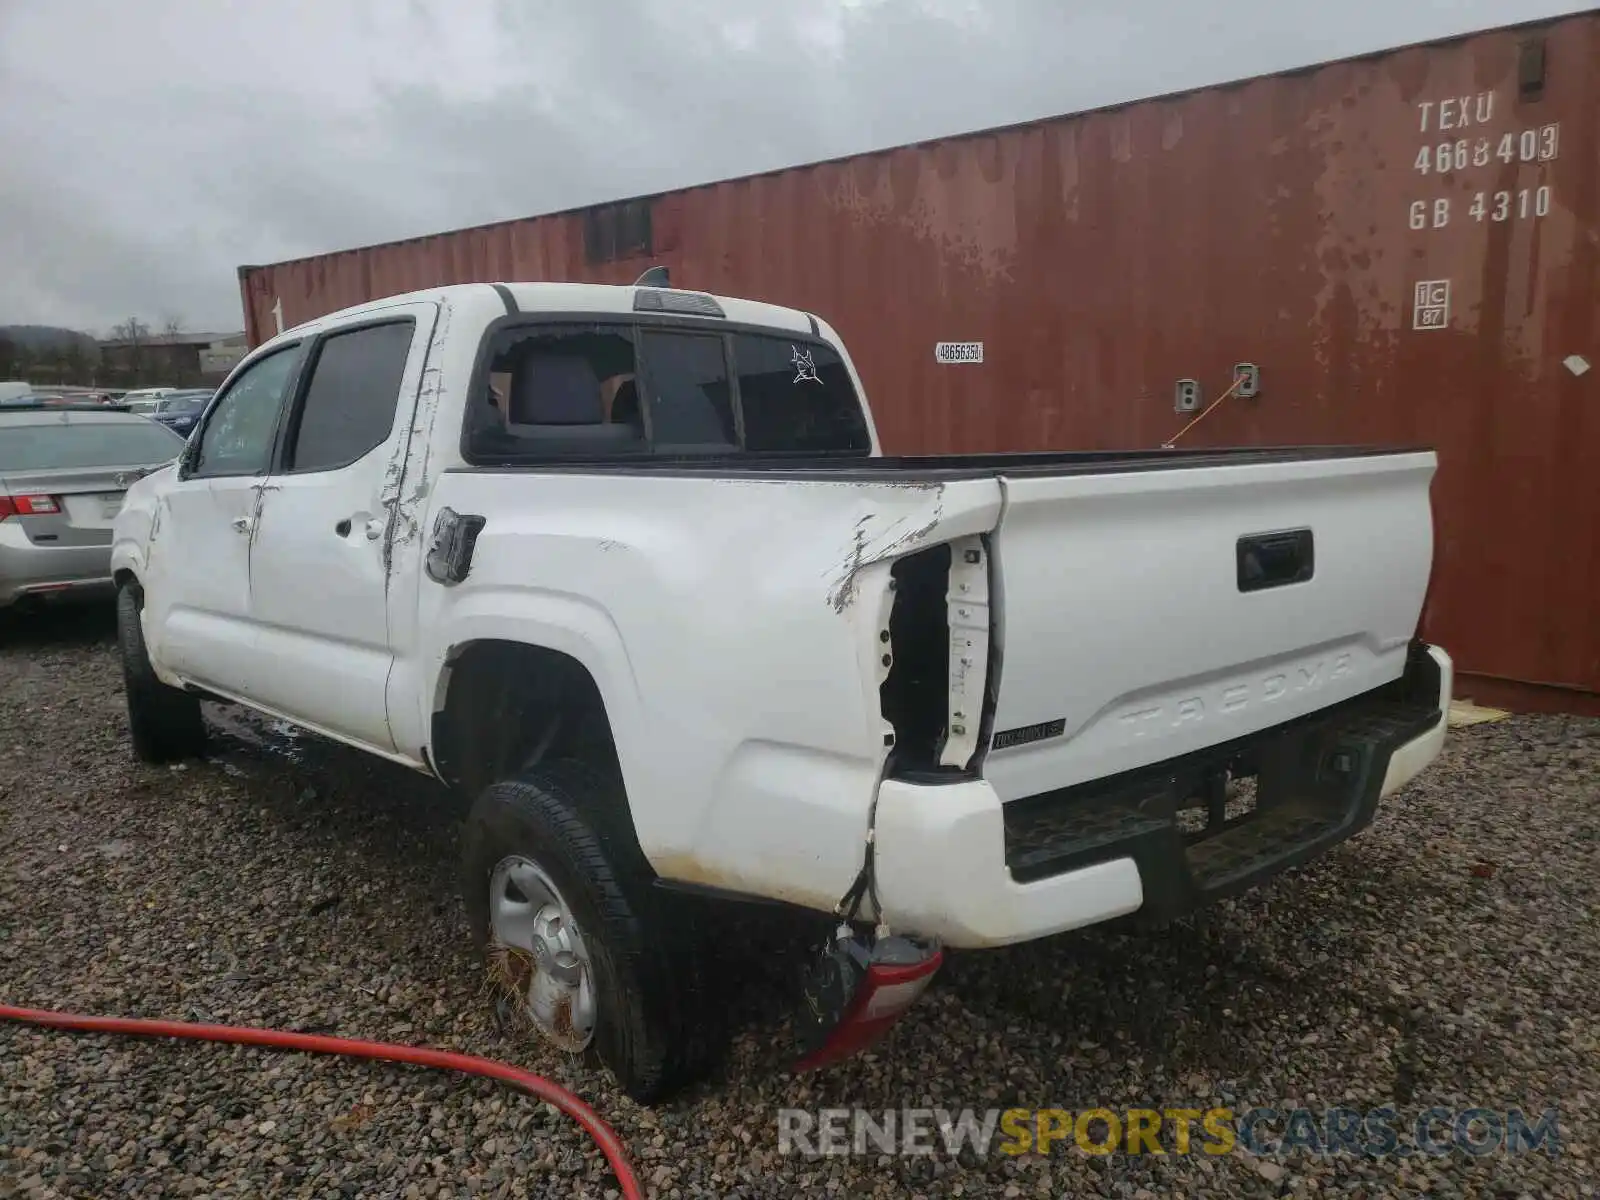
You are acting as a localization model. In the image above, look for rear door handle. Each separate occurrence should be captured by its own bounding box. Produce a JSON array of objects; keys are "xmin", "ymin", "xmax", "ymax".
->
[{"xmin": 231, "ymin": 516, "xmax": 254, "ymax": 535}]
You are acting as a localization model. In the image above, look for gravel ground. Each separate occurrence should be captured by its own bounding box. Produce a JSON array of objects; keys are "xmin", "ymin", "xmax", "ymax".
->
[{"xmin": 1, "ymin": 605, "xmax": 1596, "ymax": 1199}]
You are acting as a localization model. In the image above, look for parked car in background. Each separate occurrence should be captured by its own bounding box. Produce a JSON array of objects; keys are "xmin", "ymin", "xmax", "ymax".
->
[
  {"xmin": 148, "ymin": 389, "xmax": 212, "ymax": 438},
  {"xmin": 0, "ymin": 382, "xmax": 37, "ymax": 404},
  {"xmin": 1, "ymin": 403, "xmax": 187, "ymax": 611},
  {"xmin": 119, "ymin": 387, "xmax": 179, "ymax": 415},
  {"xmin": 42, "ymin": 388, "xmax": 119, "ymax": 406},
  {"xmin": 0, "ymin": 392, "xmax": 82, "ymax": 407}
]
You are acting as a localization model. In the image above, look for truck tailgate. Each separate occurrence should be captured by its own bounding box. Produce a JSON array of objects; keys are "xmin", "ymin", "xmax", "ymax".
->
[{"xmin": 982, "ymin": 451, "xmax": 1437, "ymax": 803}]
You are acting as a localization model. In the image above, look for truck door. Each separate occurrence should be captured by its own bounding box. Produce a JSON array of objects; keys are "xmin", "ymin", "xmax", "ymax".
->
[
  {"xmin": 243, "ymin": 302, "xmax": 439, "ymax": 751},
  {"xmin": 142, "ymin": 341, "xmax": 304, "ymax": 696}
]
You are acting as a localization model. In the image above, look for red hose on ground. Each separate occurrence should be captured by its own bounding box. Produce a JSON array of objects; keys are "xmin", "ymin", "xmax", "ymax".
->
[{"xmin": 0, "ymin": 1004, "xmax": 644, "ymax": 1200}]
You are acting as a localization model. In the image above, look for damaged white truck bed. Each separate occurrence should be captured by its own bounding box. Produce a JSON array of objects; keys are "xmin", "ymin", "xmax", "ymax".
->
[{"xmin": 110, "ymin": 279, "xmax": 1451, "ymax": 1101}]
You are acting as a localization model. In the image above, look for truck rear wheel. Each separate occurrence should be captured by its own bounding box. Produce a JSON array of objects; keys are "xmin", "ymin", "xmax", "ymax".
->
[
  {"xmin": 116, "ymin": 583, "xmax": 207, "ymax": 763},
  {"xmin": 460, "ymin": 760, "xmax": 720, "ymax": 1103}
]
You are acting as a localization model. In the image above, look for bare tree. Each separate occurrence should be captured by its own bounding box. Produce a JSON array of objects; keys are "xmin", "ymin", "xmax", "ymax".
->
[
  {"xmin": 107, "ymin": 318, "xmax": 152, "ymax": 386},
  {"xmin": 61, "ymin": 338, "xmax": 89, "ymax": 384},
  {"xmin": 109, "ymin": 318, "xmax": 150, "ymax": 345},
  {"xmin": 160, "ymin": 315, "xmax": 184, "ymax": 339}
]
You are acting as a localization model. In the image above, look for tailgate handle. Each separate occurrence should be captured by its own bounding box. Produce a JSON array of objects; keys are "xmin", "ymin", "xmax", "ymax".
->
[{"xmin": 1237, "ymin": 528, "xmax": 1314, "ymax": 592}]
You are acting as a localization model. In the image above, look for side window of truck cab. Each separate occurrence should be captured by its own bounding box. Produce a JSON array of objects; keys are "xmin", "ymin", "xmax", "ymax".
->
[{"xmin": 190, "ymin": 345, "xmax": 302, "ymax": 478}]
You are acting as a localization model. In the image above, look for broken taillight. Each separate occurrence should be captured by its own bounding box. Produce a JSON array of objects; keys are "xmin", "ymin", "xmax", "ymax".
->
[
  {"xmin": 0, "ymin": 495, "xmax": 60, "ymax": 519},
  {"xmin": 793, "ymin": 929, "xmax": 943, "ymax": 1073}
]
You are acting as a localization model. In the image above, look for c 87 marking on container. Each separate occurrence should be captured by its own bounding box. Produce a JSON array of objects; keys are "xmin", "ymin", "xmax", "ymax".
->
[
  {"xmin": 1413, "ymin": 281, "xmax": 1450, "ymax": 331},
  {"xmin": 935, "ymin": 342, "xmax": 984, "ymax": 364}
]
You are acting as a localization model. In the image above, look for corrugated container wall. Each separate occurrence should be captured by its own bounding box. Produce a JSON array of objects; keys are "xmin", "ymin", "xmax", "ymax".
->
[{"xmin": 238, "ymin": 13, "xmax": 1600, "ymax": 708}]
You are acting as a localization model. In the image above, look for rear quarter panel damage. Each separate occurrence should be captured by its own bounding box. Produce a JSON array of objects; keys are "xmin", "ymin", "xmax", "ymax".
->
[{"xmin": 403, "ymin": 468, "xmax": 1002, "ymax": 912}]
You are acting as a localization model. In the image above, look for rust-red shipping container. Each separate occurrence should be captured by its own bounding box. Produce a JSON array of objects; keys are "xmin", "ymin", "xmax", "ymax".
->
[{"xmin": 237, "ymin": 12, "xmax": 1600, "ymax": 710}]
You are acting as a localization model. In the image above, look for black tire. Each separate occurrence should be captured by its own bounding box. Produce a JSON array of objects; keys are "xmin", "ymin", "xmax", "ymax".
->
[
  {"xmin": 460, "ymin": 760, "xmax": 721, "ymax": 1103},
  {"xmin": 117, "ymin": 583, "xmax": 206, "ymax": 763}
]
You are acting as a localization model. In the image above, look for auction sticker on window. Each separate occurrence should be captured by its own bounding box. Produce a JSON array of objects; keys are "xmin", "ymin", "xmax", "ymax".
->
[{"xmin": 935, "ymin": 342, "xmax": 984, "ymax": 364}]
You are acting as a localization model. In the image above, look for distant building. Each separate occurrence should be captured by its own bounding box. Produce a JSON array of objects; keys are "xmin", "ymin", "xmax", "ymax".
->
[{"xmin": 97, "ymin": 330, "xmax": 246, "ymax": 384}]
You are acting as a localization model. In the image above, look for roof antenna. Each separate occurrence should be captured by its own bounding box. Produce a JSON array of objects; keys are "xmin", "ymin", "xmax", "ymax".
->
[{"xmin": 634, "ymin": 265, "xmax": 670, "ymax": 288}]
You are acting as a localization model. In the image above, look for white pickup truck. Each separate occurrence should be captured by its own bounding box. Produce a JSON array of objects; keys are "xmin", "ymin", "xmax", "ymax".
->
[{"xmin": 111, "ymin": 278, "xmax": 1451, "ymax": 1101}]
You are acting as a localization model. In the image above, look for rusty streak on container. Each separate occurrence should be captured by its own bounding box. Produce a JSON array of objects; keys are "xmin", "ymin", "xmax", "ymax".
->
[{"xmin": 236, "ymin": 13, "xmax": 1600, "ymax": 702}]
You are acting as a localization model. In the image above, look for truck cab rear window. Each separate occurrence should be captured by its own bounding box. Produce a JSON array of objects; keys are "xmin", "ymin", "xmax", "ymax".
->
[
  {"xmin": 465, "ymin": 322, "xmax": 869, "ymax": 461},
  {"xmin": 731, "ymin": 333, "xmax": 870, "ymax": 454},
  {"xmin": 470, "ymin": 326, "xmax": 648, "ymax": 460},
  {"xmin": 638, "ymin": 331, "xmax": 736, "ymax": 452}
]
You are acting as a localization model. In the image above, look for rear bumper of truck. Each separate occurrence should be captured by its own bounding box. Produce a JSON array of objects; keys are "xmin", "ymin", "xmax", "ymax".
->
[{"xmin": 873, "ymin": 642, "xmax": 1451, "ymax": 950}]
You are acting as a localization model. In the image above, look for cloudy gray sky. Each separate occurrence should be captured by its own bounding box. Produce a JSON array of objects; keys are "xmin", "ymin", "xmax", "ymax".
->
[{"xmin": 0, "ymin": 0, "xmax": 1587, "ymax": 334}]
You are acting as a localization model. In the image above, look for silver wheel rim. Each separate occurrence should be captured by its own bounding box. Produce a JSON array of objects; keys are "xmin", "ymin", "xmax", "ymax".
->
[{"xmin": 487, "ymin": 855, "xmax": 597, "ymax": 1052}]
